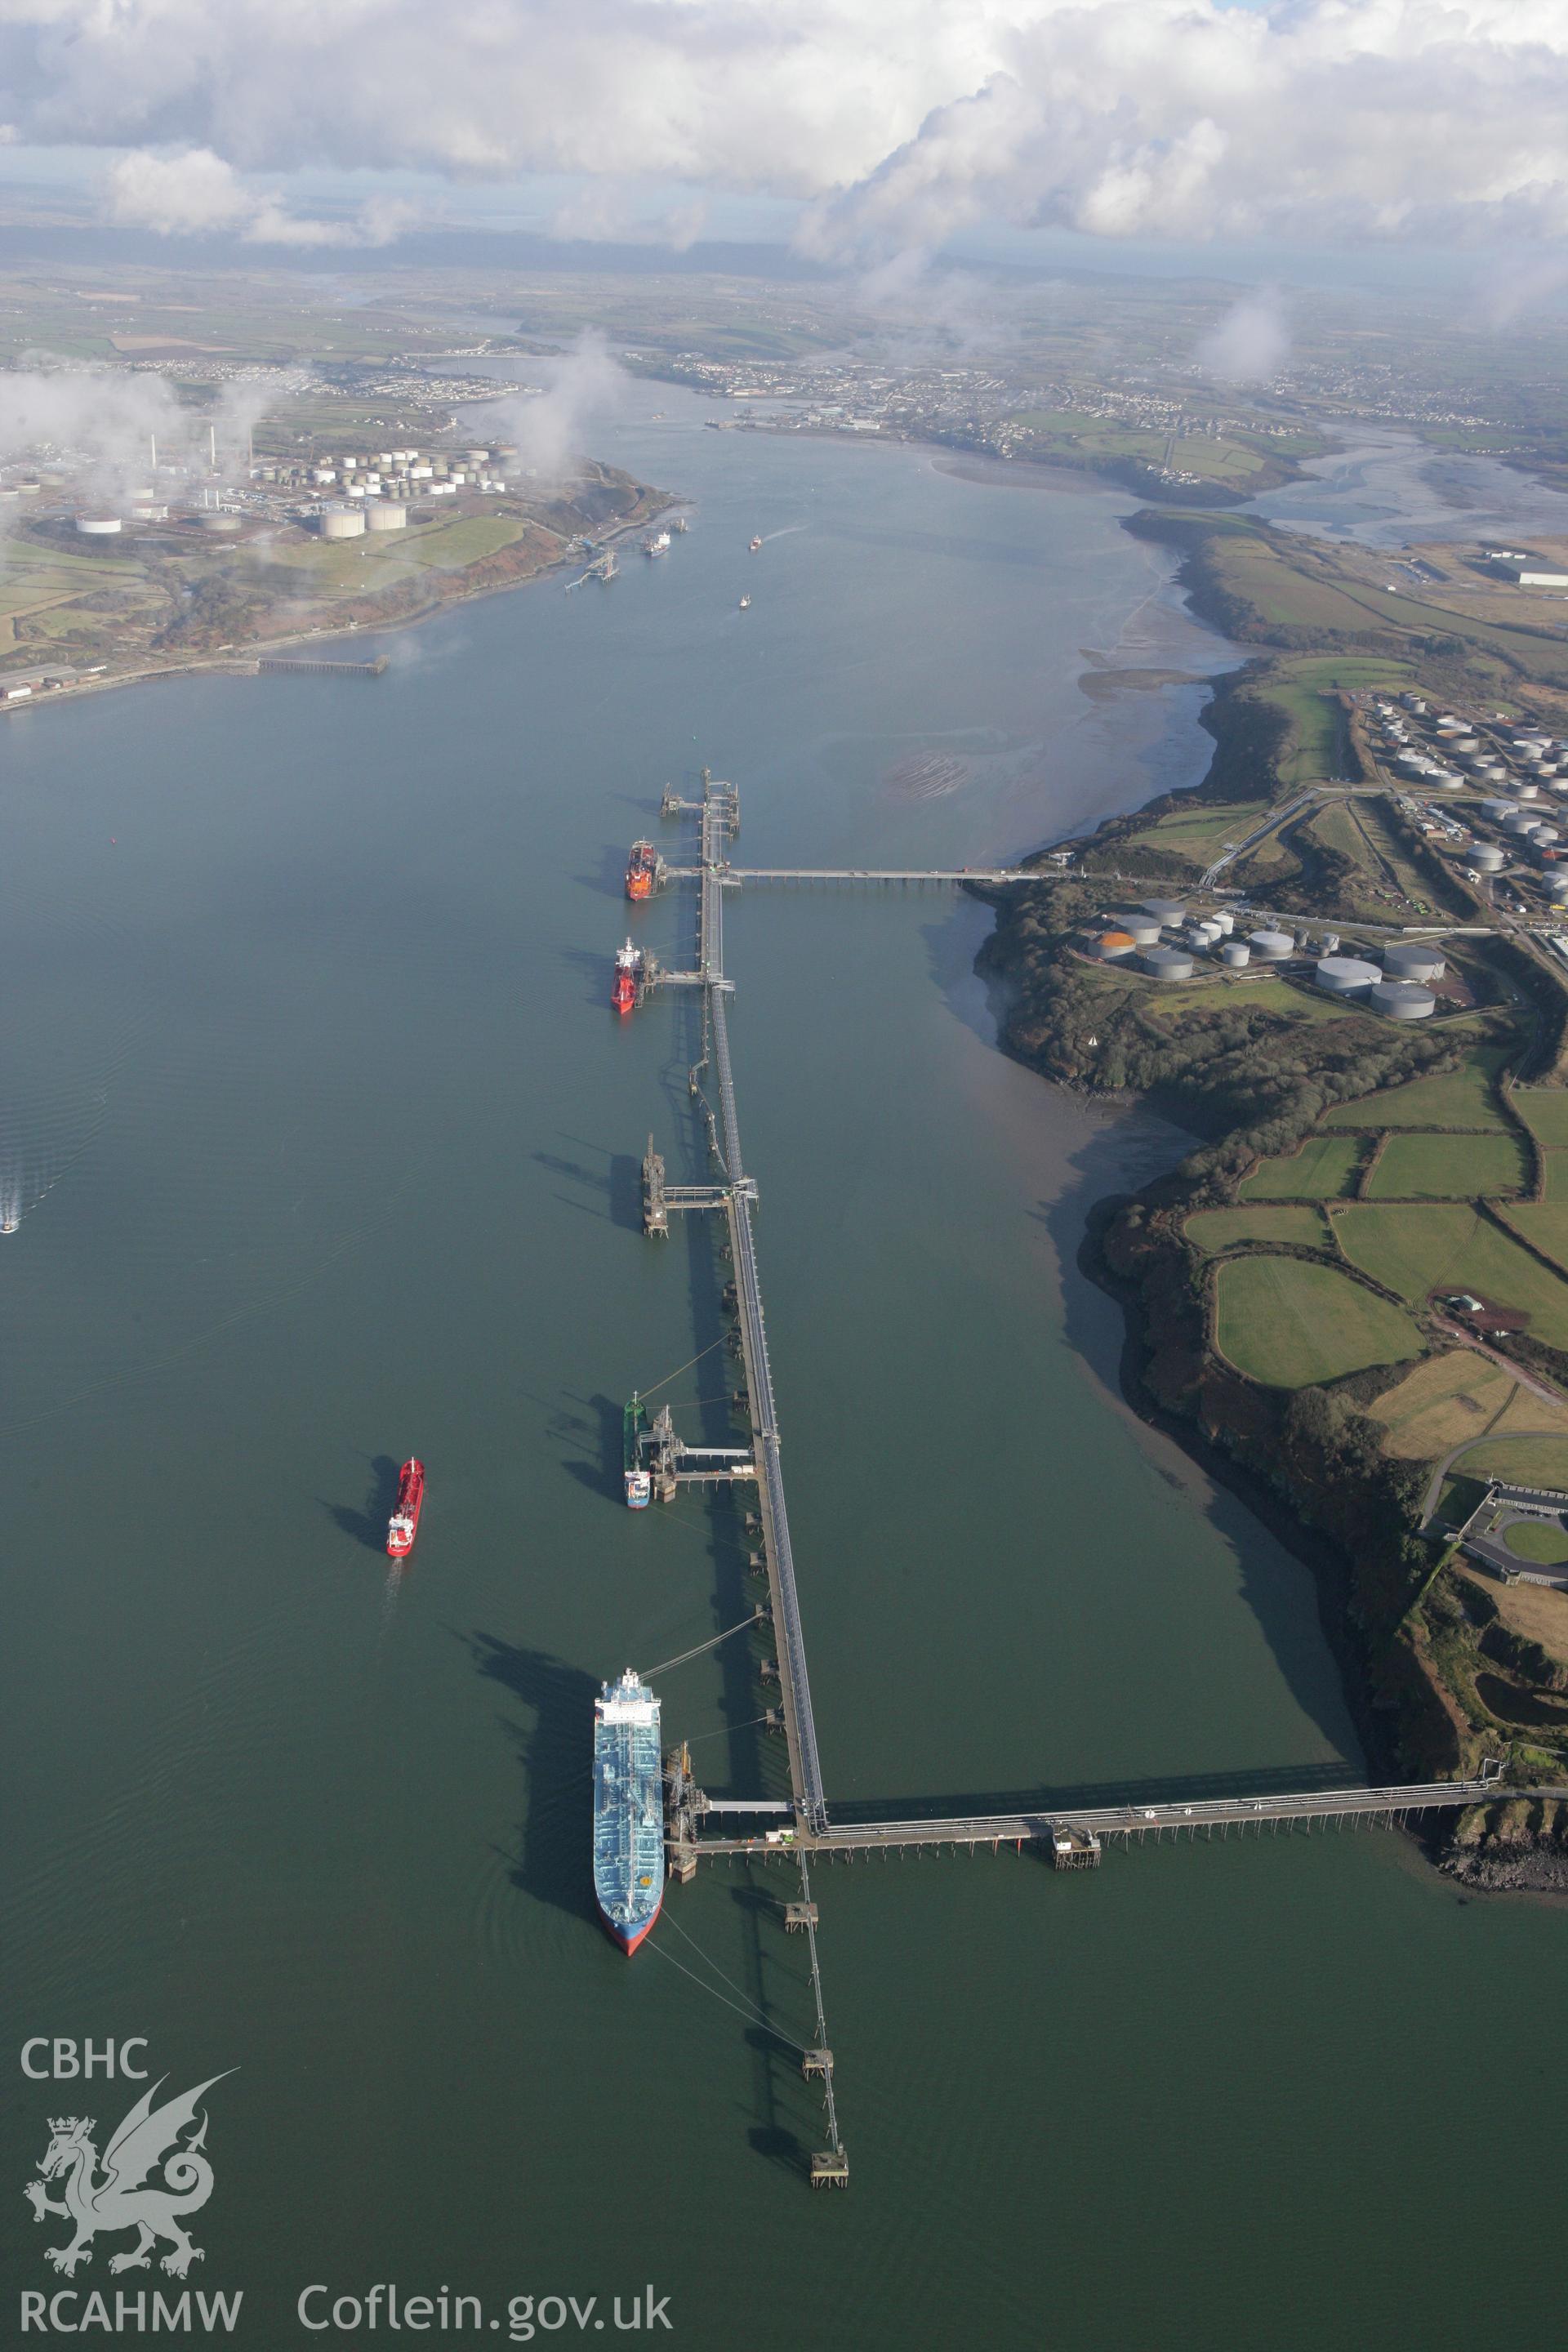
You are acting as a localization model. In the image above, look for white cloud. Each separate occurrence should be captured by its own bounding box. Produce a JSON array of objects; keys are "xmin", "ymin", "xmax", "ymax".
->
[
  {"xmin": 546, "ymin": 183, "xmax": 708, "ymax": 252},
  {"xmin": 1196, "ymin": 292, "xmax": 1290, "ymax": 384},
  {"xmin": 0, "ymin": 2, "xmax": 1561, "ymax": 257},
  {"xmin": 0, "ymin": 362, "xmax": 274, "ymax": 510},
  {"xmin": 488, "ymin": 332, "xmax": 631, "ymax": 484},
  {"xmin": 105, "ymin": 147, "xmax": 414, "ymax": 247}
]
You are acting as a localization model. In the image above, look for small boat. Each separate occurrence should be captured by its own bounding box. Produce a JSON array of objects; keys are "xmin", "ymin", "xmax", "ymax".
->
[
  {"xmin": 738, "ymin": 594, "xmax": 751, "ymax": 611},
  {"xmin": 386, "ymin": 1459, "xmax": 425, "ymax": 1558},
  {"xmin": 748, "ymin": 536, "xmax": 762, "ymax": 553},
  {"xmin": 612, "ymin": 938, "xmax": 643, "ymax": 1013},
  {"xmin": 642, "ymin": 530, "xmax": 670, "ymax": 558},
  {"xmin": 672, "ymin": 516, "xmax": 688, "ymax": 533},
  {"xmin": 624, "ymin": 1397, "xmax": 651, "ymax": 1508}
]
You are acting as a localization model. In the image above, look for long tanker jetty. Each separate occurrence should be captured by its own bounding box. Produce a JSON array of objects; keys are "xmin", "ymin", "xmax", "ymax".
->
[{"xmin": 614, "ymin": 768, "xmax": 1548, "ymax": 2187}]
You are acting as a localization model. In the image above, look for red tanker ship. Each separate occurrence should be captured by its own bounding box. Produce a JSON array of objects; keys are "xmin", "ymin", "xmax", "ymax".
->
[
  {"xmin": 612, "ymin": 938, "xmax": 643, "ymax": 1013},
  {"xmin": 626, "ymin": 841, "xmax": 658, "ymax": 902},
  {"xmin": 385, "ymin": 1459, "xmax": 425, "ymax": 1559}
]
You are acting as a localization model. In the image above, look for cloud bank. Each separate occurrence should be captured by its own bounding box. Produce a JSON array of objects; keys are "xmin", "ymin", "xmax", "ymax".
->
[
  {"xmin": 0, "ymin": 1, "xmax": 1563, "ymax": 257},
  {"xmin": 105, "ymin": 148, "xmax": 415, "ymax": 247}
]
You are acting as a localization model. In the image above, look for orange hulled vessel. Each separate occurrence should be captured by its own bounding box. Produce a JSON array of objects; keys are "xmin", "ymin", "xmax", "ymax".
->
[
  {"xmin": 386, "ymin": 1459, "xmax": 425, "ymax": 1558},
  {"xmin": 612, "ymin": 938, "xmax": 644, "ymax": 1013},
  {"xmin": 626, "ymin": 841, "xmax": 658, "ymax": 902}
]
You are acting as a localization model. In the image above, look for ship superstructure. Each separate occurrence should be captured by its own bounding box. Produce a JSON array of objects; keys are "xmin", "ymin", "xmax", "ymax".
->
[{"xmin": 592, "ymin": 1669, "xmax": 664, "ymax": 1952}]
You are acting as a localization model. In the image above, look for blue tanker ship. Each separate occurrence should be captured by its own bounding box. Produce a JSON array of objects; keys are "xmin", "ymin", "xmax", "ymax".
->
[{"xmin": 593, "ymin": 1669, "xmax": 664, "ymax": 1953}]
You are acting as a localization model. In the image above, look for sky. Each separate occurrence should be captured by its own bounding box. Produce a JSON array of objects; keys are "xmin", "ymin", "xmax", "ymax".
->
[{"xmin": 0, "ymin": 0, "xmax": 1565, "ymax": 271}]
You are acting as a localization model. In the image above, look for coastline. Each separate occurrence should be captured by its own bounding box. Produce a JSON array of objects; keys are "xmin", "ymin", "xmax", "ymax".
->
[
  {"xmin": 973, "ymin": 497, "xmax": 1568, "ymax": 1891},
  {"xmin": 0, "ymin": 487, "xmax": 679, "ymax": 719}
]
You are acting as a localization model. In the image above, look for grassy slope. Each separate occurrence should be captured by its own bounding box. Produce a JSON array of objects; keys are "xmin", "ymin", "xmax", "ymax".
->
[
  {"xmin": 1366, "ymin": 1131, "xmax": 1530, "ymax": 1199},
  {"xmin": 1184, "ymin": 1205, "xmax": 1331, "ymax": 1253},
  {"xmin": 1240, "ymin": 1134, "xmax": 1367, "ymax": 1199},
  {"xmin": 1321, "ymin": 1045, "xmax": 1511, "ymax": 1130},
  {"xmin": 1334, "ymin": 1203, "xmax": 1568, "ymax": 1348},
  {"xmin": 1213, "ymin": 1255, "xmax": 1422, "ymax": 1388}
]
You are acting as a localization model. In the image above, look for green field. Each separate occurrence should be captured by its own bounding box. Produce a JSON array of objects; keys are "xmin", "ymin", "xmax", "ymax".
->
[
  {"xmin": 401, "ymin": 515, "xmax": 531, "ymax": 568},
  {"xmin": 1497, "ymin": 1203, "xmax": 1568, "ymax": 1272},
  {"xmin": 1239, "ymin": 1134, "xmax": 1366, "ymax": 1199},
  {"xmin": 1503, "ymin": 1519, "xmax": 1568, "ymax": 1566},
  {"xmin": 1365, "ymin": 1131, "xmax": 1530, "ymax": 1200},
  {"xmin": 1454, "ymin": 1432, "xmax": 1568, "ymax": 1489},
  {"xmin": 1321, "ymin": 1044, "xmax": 1511, "ymax": 1131},
  {"xmin": 1122, "ymin": 798, "xmax": 1272, "ymax": 864},
  {"xmin": 1267, "ymin": 681, "xmax": 1346, "ymax": 788},
  {"xmin": 1334, "ymin": 1204, "xmax": 1568, "ymax": 1348},
  {"xmin": 1213, "ymin": 1256, "xmax": 1423, "ymax": 1388},
  {"xmin": 1513, "ymin": 1091, "xmax": 1568, "ymax": 1148},
  {"xmin": 1544, "ymin": 1153, "xmax": 1568, "ymax": 1202},
  {"xmin": 1184, "ymin": 1205, "xmax": 1331, "ymax": 1254}
]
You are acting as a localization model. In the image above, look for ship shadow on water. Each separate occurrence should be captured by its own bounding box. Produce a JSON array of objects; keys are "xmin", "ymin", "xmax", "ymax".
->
[
  {"xmin": 530, "ymin": 1140, "xmax": 643, "ymax": 1232},
  {"xmin": 323, "ymin": 1453, "xmax": 400, "ymax": 1552},
  {"xmin": 468, "ymin": 1634, "xmax": 602, "ymax": 1930},
  {"xmin": 555, "ymin": 1391, "xmax": 625, "ymax": 1502}
]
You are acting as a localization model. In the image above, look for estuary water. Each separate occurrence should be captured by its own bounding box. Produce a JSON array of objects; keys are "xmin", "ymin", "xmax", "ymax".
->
[{"xmin": 2, "ymin": 396, "xmax": 1565, "ymax": 2351}]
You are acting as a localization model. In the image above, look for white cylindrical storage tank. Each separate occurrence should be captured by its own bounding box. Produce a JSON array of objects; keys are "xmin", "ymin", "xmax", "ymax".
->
[
  {"xmin": 1120, "ymin": 920, "xmax": 1161, "ymax": 947},
  {"xmin": 1192, "ymin": 920, "xmax": 1223, "ymax": 944},
  {"xmin": 1248, "ymin": 928, "xmax": 1294, "ymax": 961},
  {"xmin": 1212, "ymin": 910, "xmax": 1235, "ymax": 935},
  {"xmin": 1431, "ymin": 770, "xmax": 1464, "ymax": 790},
  {"xmin": 320, "ymin": 506, "xmax": 366, "ymax": 540},
  {"xmin": 1315, "ymin": 956, "xmax": 1382, "ymax": 998},
  {"xmin": 1450, "ymin": 736, "xmax": 1480, "ymax": 753},
  {"xmin": 365, "ymin": 502, "xmax": 408, "ymax": 532},
  {"xmin": 1141, "ymin": 898, "xmax": 1187, "ymax": 926},
  {"xmin": 1143, "ymin": 947, "xmax": 1195, "ymax": 981},
  {"xmin": 1395, "ymin": 753, "xmax": 1426, "ymax": 775},
  {"xmin": 1472, "ymin": 844, "xmax": 1506, "ymax": 871},
  {"xmin": 1382, "ymin": 945, "xmax": 1446, "ymax": 982},
  {"xmin": 1533, "ymin": 824, "xmax": 1560, "ymax": 845},
  {"xmin": 1516, "ymin": 782, "xmax": 1540, "ymax": 800},
  {"xmin": 75, "ymin": 515, "xmax": 122, "ymax": 535},
  {"xmin": 1503, "ymin": 813, "xmax": 1541, "ymax": 835},
  {"xmin": 1369, "ymin": 980, "xmax": 1437, "ymax": 1020},
  {"xmin": 1548, "ymin": 871, "xmax": 1568, "ymax": 898},
  {"xmin": 1095, "ymin": 929, "xmax": 1138, "ymax": 961},
  {"xmin": 1220, "ymin": 941, "xmax": 1250, "ymax": 968},
  {"xmin": 1482, "ymin": 799, "xmax": 1514, "ymax": 821}
]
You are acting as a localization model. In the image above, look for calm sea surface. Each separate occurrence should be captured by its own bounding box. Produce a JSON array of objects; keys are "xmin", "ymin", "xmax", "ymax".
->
[{"xmin": 2, "ymin": 399, "xmax": 1563, "ymax": 2350}]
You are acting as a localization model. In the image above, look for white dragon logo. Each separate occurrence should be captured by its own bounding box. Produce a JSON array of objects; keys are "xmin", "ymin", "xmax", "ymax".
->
[{"xmin": 24, "ymin": 2074, "xmax": 232, "ymax": 2279}]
